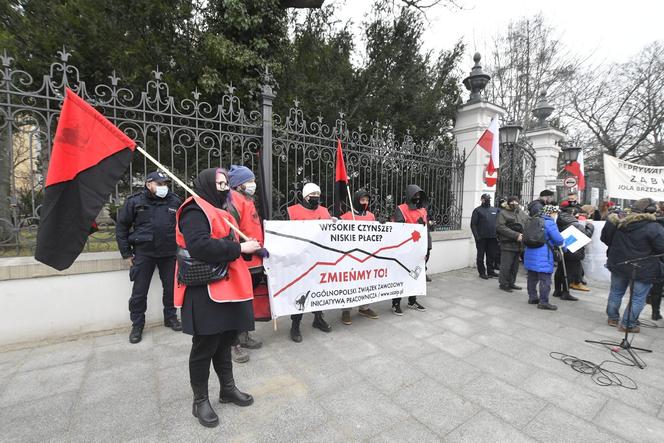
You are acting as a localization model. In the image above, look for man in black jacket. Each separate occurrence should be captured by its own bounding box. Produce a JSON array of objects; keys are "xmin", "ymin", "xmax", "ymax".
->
[
  {"xmin": 116, "ymin": 171, "xmax": 183, "ymax": 343},
  {"xmin": 471, "ymin": 194, "xmax": 499, "ymax": 279},
  {"xmin": 528, "ymin": 190, "xmax": 555, "ymax": 217},
  {"xmin": 602, "ymin": 198, "xmax": 664, "ymax": 333}
]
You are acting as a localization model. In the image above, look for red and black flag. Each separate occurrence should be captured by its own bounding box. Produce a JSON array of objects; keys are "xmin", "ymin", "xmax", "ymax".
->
[
  {"xmin": 333, "ymin": 138, "xmax": 350, "ymax": 218},
  {"xmin": 35, "ymin": 88, "xmax": 136, "ymax": 270}
]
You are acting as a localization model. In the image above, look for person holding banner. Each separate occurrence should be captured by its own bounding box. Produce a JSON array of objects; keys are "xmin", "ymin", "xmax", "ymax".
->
[
  {"xmin": 175, "ymin": 168, "xmax": 261, "ymax": 428},
  {"xmin": 287, "ymin": 182, "xmax": 333, "ymax": 342},
  {"xmin": 601, "ymin": 198, "xmax": 664, "ymax": 333},
  {"xmin": 340, "ymin": 189, "xmax": 380, "ymax": 324},
  {"xmin": 228, "ymin": 165, "xmax": 265, "ymax": 361},
  {"xmin": 391, "ymin": 184, "xmax": 430, "ymax": 314},
  {"xmin": 552, "ymin": 206, "xmax": 594, "ymax": 300}
]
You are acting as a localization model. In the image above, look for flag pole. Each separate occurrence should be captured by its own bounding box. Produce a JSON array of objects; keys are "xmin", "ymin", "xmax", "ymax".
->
[
  {"xmin": 346, "ymin": 182, "xmax": 356, "ymax": 221},
  {"xmin": 136, "ymin": 146, "xmax": 251, "ymax": 241}
]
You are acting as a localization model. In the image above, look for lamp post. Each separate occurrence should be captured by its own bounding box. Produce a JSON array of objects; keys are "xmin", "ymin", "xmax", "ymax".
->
[
  {"xmin": 560, "ymin": 143, "xmax": 581, "ymax": 164},
  {"xmin": 498, "ymin": 121, "xmax": 523, "ymax": 197}
]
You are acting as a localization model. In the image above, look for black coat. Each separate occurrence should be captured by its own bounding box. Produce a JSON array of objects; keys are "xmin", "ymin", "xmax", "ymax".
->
[
  {"xmin": 471, "ymin": 204, "xmax": 498, "ymax": 240},
  {"xmin": 527, "ymin": 199, "xmax": 545, "ymax": 217},
  {"xmin": 178, "ymin": 202, "xmax": 254, "ymax": 336},
  {"xmin": 115, "ymin": 189, "xmax": 182, "ymax": 258},
  {"xmin": 603, "ymin": 213, "xmax": 664, "ymax": 282}
]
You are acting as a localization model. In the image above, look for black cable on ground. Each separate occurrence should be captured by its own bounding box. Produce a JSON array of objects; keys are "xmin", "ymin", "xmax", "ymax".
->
[{"xmin": 549, "ymin": 351, "xmax": 638, "ymax": 390}]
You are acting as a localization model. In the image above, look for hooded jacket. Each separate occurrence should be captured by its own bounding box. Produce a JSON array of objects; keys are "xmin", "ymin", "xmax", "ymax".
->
[
  {"xmin": 603, "ymin": 212, "xmax": 664, "ymax": 282},
  {"xmin": 341, "ymin": 190, "xmax": 375, "ymax": 221},
  {"xmin": 394, "ymin": 184, "xmax": 431, "ymax": 250},
  {"xmin": 524, "ymin": 215, "xmax": 565, "ymax": 273}
]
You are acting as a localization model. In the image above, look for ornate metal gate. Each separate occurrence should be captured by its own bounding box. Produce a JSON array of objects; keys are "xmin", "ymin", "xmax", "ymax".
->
[
  {"xmin": 0, "ymin": 47, "xmax": 465, "ymax": 256},
  {"xmin": 495, "ymin": 139, "xmax": 536, "ymax": 203}
]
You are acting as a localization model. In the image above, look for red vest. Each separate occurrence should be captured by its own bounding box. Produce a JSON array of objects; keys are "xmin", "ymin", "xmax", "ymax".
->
[
  {"xmin": 230, "ymin": 190, "xmax": 264, "ymax": 269},
  {"xmin": 340, "ymin": 211, "xmax": 376, "ymax": 221},
  {"xmin": 174, "ymin": 196, "xmax": 253, "ymax": 307},
  {"xmin": 287, "ymin": 204, "xmax": 331, "ymax": 220},
  {"xmin": 397, "ymin": 203, "xmax": 428, "ymax": 224}
]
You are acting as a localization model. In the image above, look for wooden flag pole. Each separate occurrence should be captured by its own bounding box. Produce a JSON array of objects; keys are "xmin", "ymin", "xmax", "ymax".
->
[
  {"xmin": 346, "ymin": 182, "xmax": 356, "ymax": 221},
  {"xmin": 136, "ymin": 146, "xmax": 251, "ymax": 241}
]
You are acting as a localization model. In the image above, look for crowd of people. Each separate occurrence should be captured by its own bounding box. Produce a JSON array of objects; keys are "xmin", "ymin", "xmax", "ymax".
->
[
  {"xmin": 471, "ymin": 190, "xmax": 664, "ymax": 323},
  {"xmin": 114, "ymin": 165, "xmax": 664, "ymax": 428},
  {"xmin": 114, "ymin": 167, "xmax": 432, "ymax": 428}
]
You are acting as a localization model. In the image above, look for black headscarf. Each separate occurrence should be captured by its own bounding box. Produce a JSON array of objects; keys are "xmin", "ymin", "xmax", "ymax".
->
[{"xmin": 193, "ymin": 168, "xmax": 230, "ymax": 209}]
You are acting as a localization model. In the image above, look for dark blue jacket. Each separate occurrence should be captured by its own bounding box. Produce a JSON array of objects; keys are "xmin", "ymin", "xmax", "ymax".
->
[
  {"xmin": 115, "ymin": 189, "xmax": 182, "ymax": 258},
  {"xmin": 524, "ymin": 215, "xmax": 565, "ymax": 273},
  {"xmin": 471, "ymin": 204, "xmax": 499, "ymax": 240},
  {"xmin": 603, "ymin": 213, "xmax": 664, "ymax": 282}
]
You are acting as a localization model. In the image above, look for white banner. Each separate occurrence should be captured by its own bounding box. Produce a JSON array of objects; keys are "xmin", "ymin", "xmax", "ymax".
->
[
  {"xmin": 581, "ymin": 221, "xmax": 611, "ymax": 283},
  {"xmin": 263, "ymin": 220, "xmax": 427, "ymax": 318},
  {"xmin": 604, "ymin": 154, "xmax": 664, "ymax": 201}
]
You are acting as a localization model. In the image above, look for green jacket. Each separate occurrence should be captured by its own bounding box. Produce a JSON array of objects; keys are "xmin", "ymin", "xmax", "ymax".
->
[{"xmin": 496, "ymin": 206, "xmax": 530, "ymax": 252}]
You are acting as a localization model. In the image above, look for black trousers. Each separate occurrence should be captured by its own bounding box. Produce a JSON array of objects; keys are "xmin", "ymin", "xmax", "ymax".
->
[
  {"xmin": 554, "ymin": 259, "xmax": 581, "ymax": 293},
  {"xmin": 189, "ymin": 330, "xmax": 237, "ymax": 387},
  {"xmin": 128, "ymin": 255, "xmax": 176, "ymax": 327},
  {"xmin": 393, "ymin": 251, "xmax": 430, "ymax": 306},
  {"xmin": 475, "ymin": 238, "xmax": 498, "ymax": 276},
  {"xmin": 499, "ymin": 250, "xmax": 520, "ymax": 288}
]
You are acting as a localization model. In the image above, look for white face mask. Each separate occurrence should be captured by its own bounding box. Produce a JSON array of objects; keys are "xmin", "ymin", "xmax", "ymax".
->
[
  {"xmin": 243, "ymin": 182, "xmax": 257, "ymax": 196},
  {"xmin": 155, "ymin": 185, "xmax": 168, "ymax": 198}
]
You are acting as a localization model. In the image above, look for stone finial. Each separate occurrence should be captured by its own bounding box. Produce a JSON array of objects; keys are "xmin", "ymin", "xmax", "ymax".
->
[
  {"xmin": 532, "ymin": 89, "xmax": 555, "ymax": 128},
  {"xmin": 462, "ymin": 52, "xmax": 491, "ymax": 104}
]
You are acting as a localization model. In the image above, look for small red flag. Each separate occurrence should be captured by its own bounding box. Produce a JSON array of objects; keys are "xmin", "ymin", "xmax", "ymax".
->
[{"xmin": 335, "ymin": 139, "xmax": 348, "ymax": 183}]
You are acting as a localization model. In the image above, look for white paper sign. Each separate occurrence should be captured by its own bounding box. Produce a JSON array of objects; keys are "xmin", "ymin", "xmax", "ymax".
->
[
  {"xmin": 560, "ymin": 225, "xmax": 591, "ymax": 254},
  {"xmin": 604, "ymin": 154, "xmax": 664, "ymax": 201},
  {"xmin": 263, "ymin": 220, "xmax": 427, "ymax": 318}
]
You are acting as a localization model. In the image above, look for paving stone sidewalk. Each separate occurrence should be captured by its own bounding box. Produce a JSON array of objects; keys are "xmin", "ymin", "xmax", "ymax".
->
[{"xmin": 2, "ymin": 268, "xmax": 664, "ymax": 442}]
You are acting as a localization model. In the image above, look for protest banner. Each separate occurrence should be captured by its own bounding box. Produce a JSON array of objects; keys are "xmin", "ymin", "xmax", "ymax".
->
[
  {"xmin": 604, "ymin": 154, "xmax": 664, "ymax": 201},
  {"xmin": 263, "ymin": 220, "xmax": 427, "ymax": 318}
]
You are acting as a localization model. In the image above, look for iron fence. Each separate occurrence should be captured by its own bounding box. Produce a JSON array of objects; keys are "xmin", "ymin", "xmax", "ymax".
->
[
  {"xmin": 0, "ymin": 47, "xmax": 464, "ymax": 257},
  {"xmin": 495, "ymin": 139, "xmax": 536, "ymax": 204}
]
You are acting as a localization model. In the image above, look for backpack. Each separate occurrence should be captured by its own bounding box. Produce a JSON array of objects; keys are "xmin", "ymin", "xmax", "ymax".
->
[{"xmin": 523, "ymin": 216, "xmax": 547, "ymax": 248}]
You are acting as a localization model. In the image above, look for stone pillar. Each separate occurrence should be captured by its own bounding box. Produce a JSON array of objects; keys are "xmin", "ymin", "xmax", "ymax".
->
[
  {"xmin": 524, "ymin": 127, "xmax": 566, "ymax": 197},
  {"xmin": 453, "ymin": 102, "xmax": 505, "ymax": 229},
  {"xmin": 453, "ymin": 52, "xmax": 505, "ymax": 229}
]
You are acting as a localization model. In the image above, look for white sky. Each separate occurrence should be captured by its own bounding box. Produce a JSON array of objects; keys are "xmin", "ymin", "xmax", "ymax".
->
[{"xmin": 331, "ymin": 0, "xmax": 663, "ymax": 67}]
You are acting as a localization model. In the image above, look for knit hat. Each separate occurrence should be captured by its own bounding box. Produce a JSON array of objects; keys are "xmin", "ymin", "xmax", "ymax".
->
[
  {"xmin": 228, "ymin": 165, "xmax": 255, "ymax": 188},
  {"xmin": 302, "ymin": 183, "xmax": 321, "ymax": 198},
  {"xmin": 541, "ymin": 205, "xmax": 560, "ymax": 216}
]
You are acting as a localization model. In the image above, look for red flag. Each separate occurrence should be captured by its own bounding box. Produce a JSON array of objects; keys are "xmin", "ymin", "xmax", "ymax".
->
[
  {"xmin": 564, "ymin": 150, "xmax": 585, "ymax": 190},
  {"xmin": 334, "ymin": 139, "xmax": 349, "ymax": 217},
  {"xmin": 477, "ymin": 116, "xmax": 500, "ymax": 186},
  {"xmin": 335, "ymin": 139, "xmax": 348, "ymax": 183},
  {"xmin": 35, "ymin": 88, "xmax": 136, "ymax": 270}
]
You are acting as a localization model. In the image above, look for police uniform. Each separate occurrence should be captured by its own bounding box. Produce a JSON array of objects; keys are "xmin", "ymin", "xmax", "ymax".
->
[{"xmin": 115, "ymin": 172, "xmax": 182, "ymax": 330}]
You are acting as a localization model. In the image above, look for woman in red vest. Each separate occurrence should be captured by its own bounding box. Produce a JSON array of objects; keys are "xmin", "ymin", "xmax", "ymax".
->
[
  {"xmin": 287, "ymin": 182, "xmax": 333, "ymax": 342},
  {"xmin": 176, "ymin": 168, "xmax": 261, "ymax": 428},
  {"xmin": 340, "ymin": 189, "xmax": 380, "ymax": 325},
  {"xmin": 391, "ymin": 184, "xmax": 431, "ymax": 315},
  {"xmin": 227, "ymin": 165, "xmax": 265, "ymax": 361}
]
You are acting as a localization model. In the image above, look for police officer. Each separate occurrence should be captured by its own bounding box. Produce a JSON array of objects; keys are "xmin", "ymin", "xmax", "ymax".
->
[{"xmin": 116, "ymin": 171, "xmax": 183, "ymax": 344}]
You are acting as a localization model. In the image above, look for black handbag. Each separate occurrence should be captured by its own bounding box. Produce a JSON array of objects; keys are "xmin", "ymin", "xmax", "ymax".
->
[{"xmin": 176, "ymin": 247, "xmax": 229, "ymax": 286}]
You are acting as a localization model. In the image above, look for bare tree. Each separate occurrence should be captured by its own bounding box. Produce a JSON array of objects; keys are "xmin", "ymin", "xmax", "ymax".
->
[
  {"xmin": 485, "ymin": 14, "xmax": 581, "ymax": 128},
  {"xmin": 567, "ymin": 42, "xmax": 664, "ymax": 165}
]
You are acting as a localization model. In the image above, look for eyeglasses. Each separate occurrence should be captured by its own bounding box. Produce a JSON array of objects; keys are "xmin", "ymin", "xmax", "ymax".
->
[{"xmin": 216, "ymin": 181, "xmax": 229, "ymax": 190}]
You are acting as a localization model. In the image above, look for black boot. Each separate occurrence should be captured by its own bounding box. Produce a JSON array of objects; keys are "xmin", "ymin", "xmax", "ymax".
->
[
  {"xmin": 218, "ymin": 348, "xmax": 254, "ymax": 407},
  {"xmin": 290, "ymin": 318, "xmax": 302, "ymax": 343},
  {"xmin": 312, "ymin": 312, "xmax": 332, "ymax": 332},
  {"xmin": 129, "ymin": 325, "xmax": 143, "ymax": 344},
  {"xmin": 652, "ymin": 291, "xmax": 662, "ymax": 320},
  {"xmin": 191, "ymin": 383, "xmax": 219, "ymax": 428}
]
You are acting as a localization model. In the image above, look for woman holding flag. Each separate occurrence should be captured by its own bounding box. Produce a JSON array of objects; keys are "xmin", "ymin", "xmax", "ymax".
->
[{"xmin": 175, "ymin": 168, "xmax": 261, "ymax": 428}]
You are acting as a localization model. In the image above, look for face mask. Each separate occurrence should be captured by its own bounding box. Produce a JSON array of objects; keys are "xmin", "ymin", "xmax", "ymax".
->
[
  {"xmin": 307, "ymin": 196, "xmax": 320, "ymax": 209},
  {"xmin": 155, "ymin": 185, "xmax": 168, "ymax": 198},
  {"xmin": 243, "ymin": 182, "xmax": 257, "ymax": 196},
  {"xmin": 509, "ymin": 202, "xmax": 519, "ymax": 210},
  {"xmin": 481, "ymin": 199, "xmax": 490, "ymax": 207},
  {"xmin": 218, "ymin": 190, "xmax": 229, "ymax": 202}
]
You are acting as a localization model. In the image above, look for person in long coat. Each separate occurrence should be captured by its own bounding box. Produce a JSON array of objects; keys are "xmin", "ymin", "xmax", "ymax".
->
[{"xmin": 176, "ymin": 168, "xmax": 261, "ymax": 428}]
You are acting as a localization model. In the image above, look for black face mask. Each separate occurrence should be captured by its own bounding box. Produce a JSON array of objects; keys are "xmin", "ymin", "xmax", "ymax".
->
[
  {"xmin": 481, "ymin": 199, "xmax": 490, "ymax": 207},
  {"xmin": 306, "ymin": 197, "xmax": 320, "ymax": 209},
  {"xmin": 218, "ymin": 190, "xmax": 229, "ymax": 204}
]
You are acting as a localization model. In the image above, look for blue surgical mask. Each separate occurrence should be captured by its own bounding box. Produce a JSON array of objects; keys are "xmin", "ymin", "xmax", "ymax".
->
[{"xmin": 155, "ymin": 185, "xmax": 168, "ymax": 198}]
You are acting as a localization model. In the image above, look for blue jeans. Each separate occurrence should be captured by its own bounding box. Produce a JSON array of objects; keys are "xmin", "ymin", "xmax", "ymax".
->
[{"xmin": 606, "ymin": 272, "xmax": 652, "ymax": 328}]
